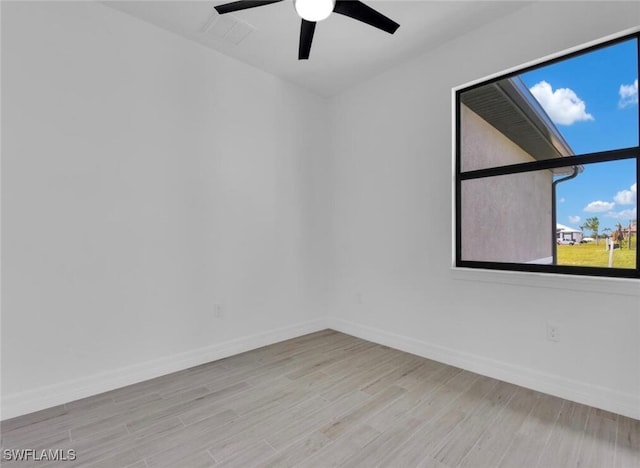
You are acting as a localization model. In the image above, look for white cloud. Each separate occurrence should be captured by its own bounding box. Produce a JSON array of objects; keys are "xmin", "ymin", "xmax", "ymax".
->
[
  {"xmin": 529, "ymin": 81, "xmax": 594, "ymax": 125},
  {"xmin": 619, "ymin": 79, "xmax": 638, "ymax": 108},
  {"xmin": 613, "ymin": 182, "xmax": 637, "ymax": 205},
  {"xmin": 606, "ymin": 207, "xmax": 637, "ymax": 219},
  {"xmin": 559, "ymin": 197, "xmax": 566, "ymax": 203},
  {"xmin": 568, "ymin": 215, "xmax": 581, "ymax": 224},
  {"xmin": 584, "ymin": 200, "xmax": 615, "ymax": 212}
]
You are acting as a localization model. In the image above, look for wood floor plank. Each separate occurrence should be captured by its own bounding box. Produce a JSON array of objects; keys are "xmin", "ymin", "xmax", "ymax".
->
[
  {"xmin": 1, "ymin": 330, "xmax": 634, "ymax": 468},
  {"xmin": 286, "ymin": 342, "xmax": 385, "ymax": 381},
  {"xmin": 382, "ymin": 407, "xmax": 467, "ymax": 467},
  {"xmin": 82, "ymin": 445, "xmax": 143, "ymax": 468},
  {"xmin": 127, "ymin": 382, "xmax": 248, "ymax": 433},
  {"xmin": 372, "ymin": 372, "xmax": 489, "ymax": 467},
  {"xmin": 68, "ymin": 382, "xmax": 238, "ymax": 440},
  {"xmin": 265, "ymin": 391, "xmax": 370, "ymax": 450},
  {"xmin": 374, "ymin": 375, "xmax": 498, "ymax": 467},
  {"xmin": 575, "ymin": 408, "xmax": 618, "ymax": 468},
  {"xmin": 433, "ymin": 380, "xmax": 519, "ymax": 467},
  {"xmin": 297, "ymin": 424, "xmax": 381, "ymax": 467},
  {"xmin": 144, "ymin": 390, "xmax": 314, "ymax": 467},
  {"xmin": 536, "ymin": 400, "xmax": 590, "ymax": 468},
  {"xmin": 319, "ymin": 352, "xmax": 417, "ymax": 402},
  {"xmin": 394, "ymin": 358, "xmax": 451, "ymax": 390},
  {"xmin": 214, "ymin": 440, "xmax": 276, "ymax": 467},
  {"xmin": 124, "ymin": 461, "xmax": 147, "ymax": 468},
  {"xmin": 261, "ymin": 430, "xmax": 331, "ymax": 467},
  {"xmin": 320, "ymin": 344, "xmax": 390, "ymax": 378},
  {"xmin": 366, "ymin": 364, "xmax": 462, "ymax": 433},
  {"xmin": 458, "ymin": 387, "xmax": 539, "ymax": 468},
  {"xmin": 337, "ymin": 417, "xmax": 423, "ymax": 467},
  {"xmin": 498, "ymin": 393, "xmax": 565, "ymax": 468},
  {"xmin": 207, "ymin": 394, "xmax": 329, "ymax": 462},
  {"xmin": 615, "ymin": 415, "xmax": 640, "ymax": 468},
  {"xmin": 1, "ymin": 426, "xmax": 72, "ymax": 452},
  {"xmin": 320, "ymin": 385, "xmax": 406, "ymax": 440},
  {"xmin": 359, "ymin": 355, "xmax": 425, "ymax": 395},
  {"xmin": 1, "ymin": 405, "xmax": 67, "ymax": 433},
  {"xmin": 55, "ymin": 417, "xmax": 185, "ymax": 468}
]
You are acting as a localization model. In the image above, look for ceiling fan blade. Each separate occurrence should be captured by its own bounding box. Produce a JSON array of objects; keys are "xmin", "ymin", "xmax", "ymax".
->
[
  {"xmin": 333, "ymin": 0, "xmax": 399, "ymax": 34},
  {"xmin": 215, "ymin": 0, "xmax": 284, "ymax": 15},
  {"xmin": 298, "ymin": 19, "xmax": 316, "ymax": 60}
]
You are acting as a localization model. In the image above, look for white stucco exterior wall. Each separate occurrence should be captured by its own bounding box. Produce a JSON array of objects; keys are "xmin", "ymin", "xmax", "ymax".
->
[{"xmin": 460, "ymin": 105, "xmax": 553, "ymax": 263}]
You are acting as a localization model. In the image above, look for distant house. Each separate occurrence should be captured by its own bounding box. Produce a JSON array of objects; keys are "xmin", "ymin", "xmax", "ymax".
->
[
  {"xmin": 623, "ymin": 221, "xmax": 637, "ymax": 248},
  {"xmin": 557, "ymin": 224, "xmax": 583, "ymax": 243},
  {"xmin": 460, "ymin": 77, "xmax": 579, "ymax": 265}
]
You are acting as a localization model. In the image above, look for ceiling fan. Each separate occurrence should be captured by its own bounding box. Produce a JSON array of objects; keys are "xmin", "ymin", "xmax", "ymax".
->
[{"xmin": 214, "ymin": 0, "xmax": 400, "ymax": 60}]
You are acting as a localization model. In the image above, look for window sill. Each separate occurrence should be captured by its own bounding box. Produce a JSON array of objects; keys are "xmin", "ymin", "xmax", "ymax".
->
[{"xmin": 451, "ymin": 267, "xmax": 640, "ymax": 297}]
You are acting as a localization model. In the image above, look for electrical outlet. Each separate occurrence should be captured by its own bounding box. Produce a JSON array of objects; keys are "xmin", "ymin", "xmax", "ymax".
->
[
  {"xmin": 546, "ymin": 322, "xmax": 560, "ymax": 342},
  {"xmin": 214, "ymin": 303, "xmax": 224, "ymax": 318}
]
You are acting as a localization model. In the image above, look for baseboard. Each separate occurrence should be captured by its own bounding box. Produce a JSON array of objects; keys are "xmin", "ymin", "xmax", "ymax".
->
[
  {"xmin": 1, "ymin": 318, "xmax": 329, "ymax": 421},
  {"xmin": 327, "ymin": 317, "xmax": 640, "ymax": 420}
]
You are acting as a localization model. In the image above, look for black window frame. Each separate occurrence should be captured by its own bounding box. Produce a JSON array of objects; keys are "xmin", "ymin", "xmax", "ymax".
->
[{"xmin": 455, "ymin": 31, "xmax": 640, "ymax": 279}]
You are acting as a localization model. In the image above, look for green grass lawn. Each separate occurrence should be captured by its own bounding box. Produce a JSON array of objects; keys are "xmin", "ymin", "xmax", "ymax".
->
[{"xmin": 557, "ymin": 237, "xmax": 637, "ymax": 269}]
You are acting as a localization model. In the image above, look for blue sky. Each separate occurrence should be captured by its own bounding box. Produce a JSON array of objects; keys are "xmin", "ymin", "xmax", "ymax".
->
[{"xmin": 519, "ymin": 37, "xmax": 638, "ymax": 233}]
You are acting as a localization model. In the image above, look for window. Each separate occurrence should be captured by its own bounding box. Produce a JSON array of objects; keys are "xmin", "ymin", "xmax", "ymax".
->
[{"xmin": 455, "ymin": 32, "xmax": 639, "ymax": 278}]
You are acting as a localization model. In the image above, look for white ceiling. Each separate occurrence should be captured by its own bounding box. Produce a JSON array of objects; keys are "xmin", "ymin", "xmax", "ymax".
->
[{"xmin": 105, "ymin": 1, "xmax": 532, "ymax": 97}]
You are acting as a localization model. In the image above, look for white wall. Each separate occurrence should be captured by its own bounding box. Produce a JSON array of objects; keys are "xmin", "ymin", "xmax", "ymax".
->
[
  {"xmin": 326, "ymin": 1, "xmax": 640, "ymax": 419},
  {"xmin": 1, "ymin": 1, "xmax": 328, "ymax": 418}
]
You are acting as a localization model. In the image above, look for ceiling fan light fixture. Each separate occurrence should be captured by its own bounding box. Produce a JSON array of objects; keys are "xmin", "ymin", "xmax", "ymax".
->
[{"xmin": 294, "ymin": 0, "xmax": 335, "ymax": 22}]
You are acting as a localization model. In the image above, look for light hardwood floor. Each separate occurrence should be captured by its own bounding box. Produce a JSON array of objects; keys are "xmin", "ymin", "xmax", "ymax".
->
[{"xmin": 1, "ymin": 330, "xmax": 638, "ymax": 467}]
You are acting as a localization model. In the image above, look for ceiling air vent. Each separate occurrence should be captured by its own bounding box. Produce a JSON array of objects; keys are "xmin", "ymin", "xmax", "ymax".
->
[{"xmin": 201, "ymin": 11, "xmax": 255, "ymax": 45}]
